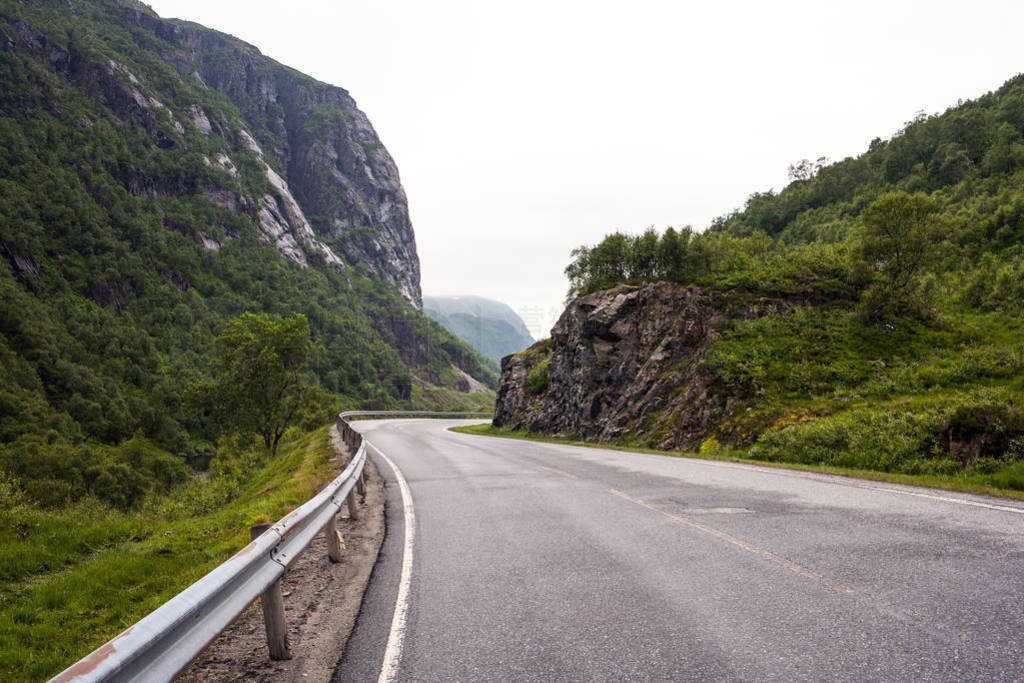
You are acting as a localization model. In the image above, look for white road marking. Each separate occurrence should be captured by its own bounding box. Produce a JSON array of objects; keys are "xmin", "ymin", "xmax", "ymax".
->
[
  {"xmin": 523, "ymin": 441, "xmax": 1024, "ymax": 515},
  {"xmin": 852, "ymin": 482, "xmax": 1024, "ymax": 515},
  {"xmin": 372, "ymin": 442, "xmax": 416, "ymax": 683}
]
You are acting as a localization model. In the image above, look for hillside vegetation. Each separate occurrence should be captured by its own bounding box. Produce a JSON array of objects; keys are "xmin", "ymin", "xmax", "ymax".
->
[
  {"xmin": 0, "ymin": 0, "xmax": 495, "ymax": 512},
  {"xmin": 0, "ymin": 425, "xmax": 339, "ymax": 680},
  {"xmin": 554, "ymin": 74, "xmax": 1024, "ymax": 490}
]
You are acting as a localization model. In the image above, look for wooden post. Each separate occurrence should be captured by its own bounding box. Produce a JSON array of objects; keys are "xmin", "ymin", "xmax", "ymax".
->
[
  {"xmin": 356, "ymin": 468, "xmax": 366, "ymax": 495},
  {"xmin": 250, "ymin": 524, "xmax": 292, "ymax": 661},
  {"xmin": 346, "ymin": 487, "xmax": 360, "ymax": 521},
  {"xmin": 325, "ymin": 513, "xmax": 345, "ymax": 563}
]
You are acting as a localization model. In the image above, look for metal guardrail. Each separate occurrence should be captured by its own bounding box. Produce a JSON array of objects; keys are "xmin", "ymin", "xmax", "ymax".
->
[
  {"xmin": 51, "ymin": 416, "xmax": 368, "ymax": 683},
  {"xmin": 51, "ymin": 411, "xmax": 491, "ymax": 682}
]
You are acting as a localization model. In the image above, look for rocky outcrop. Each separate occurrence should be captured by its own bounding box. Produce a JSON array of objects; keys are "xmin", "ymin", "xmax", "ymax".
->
[{"xmin": 494, "ymin": 282, "xmax": 750, "ymax": 450}]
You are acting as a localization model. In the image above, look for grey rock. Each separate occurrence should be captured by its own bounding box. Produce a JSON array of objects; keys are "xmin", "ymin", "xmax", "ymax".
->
[
  {"xmin": 494, "ymin": 282, "xmax": 752, "ymax": 450},
  {"xmin": 185, "ymin": 104, "xmax": 212, "ymax": 137}
]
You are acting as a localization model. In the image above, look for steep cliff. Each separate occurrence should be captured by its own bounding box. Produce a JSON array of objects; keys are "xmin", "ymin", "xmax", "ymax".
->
[
  {"xmin": 145, "ymin": 7, "xmax": 423, "ymax": 305},
  {"xmin": 0, "ymin": 0, "xmax": 493, "ymax": 458},
  {"xmin": 494, "ymin": 282, "xmax": 749, "ymax": 450},
  {"xmin": 3, "ymin": 0, "xmax": 420, "ymax": 305}
]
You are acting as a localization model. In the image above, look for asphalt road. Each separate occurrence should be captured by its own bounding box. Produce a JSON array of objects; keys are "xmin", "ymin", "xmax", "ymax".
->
[{"xmin": 333, "ymin": 419, "xmax": 1024, "ymax": 682}]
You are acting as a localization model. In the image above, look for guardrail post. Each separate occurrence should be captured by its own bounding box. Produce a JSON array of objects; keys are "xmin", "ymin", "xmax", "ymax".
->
[
  {"xmin": 325, "ymin": 513, "xmax": 345, "ymax": 563},
  {"xmin": 356, "ymin": 468, "xmax": 367, "ymax": 495},
  {"xmin": 250, "ymin": 524, "xmax": 292, "ymax": 661},
  {"xmin": 346, "ymin": 487, "xmax": 361, "ymax": 521}
]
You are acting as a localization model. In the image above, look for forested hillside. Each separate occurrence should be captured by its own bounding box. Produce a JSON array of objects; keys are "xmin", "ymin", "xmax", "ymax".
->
[
  {"xmin": 503, "ymin": 74, "xmax": 1024, "ymax": 492},
  {"xmin": 0, "ymin": 0, "xmax": 495, "ymax": 510}
]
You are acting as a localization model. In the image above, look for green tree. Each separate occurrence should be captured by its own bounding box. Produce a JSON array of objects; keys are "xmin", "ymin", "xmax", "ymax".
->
[
  {"xmin": 210, "ymin": 313, "xmax": 331, "ymax": 454},
  {"xmin": 980, "ymin": 123, "xmax": 1024, "ymax": 176},
  {"xmin": 565, "ymin": 232, "xmax": 631, "ymax": 297},
  {"xmin": 927, "ymin": 142, "xmax": 972, "ymax": 186},
  {"xmin": 856, "ymin": 191, "xmax": 941, "ymax": 321},
  {"xmin": 628, "ymin": 228, "xmax": 660, "ymax": 279},
  {"xmin": 859, "ymin": 191, "xmax": 939, "ymax": 291},
  {"xmin": 656, "ymin": 226, "xmax": 688, "ymax": 282}
]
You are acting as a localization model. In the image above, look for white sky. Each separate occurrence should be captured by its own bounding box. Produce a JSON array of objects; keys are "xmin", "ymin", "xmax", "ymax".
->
[{"xmin": 147, "ymin": 0, "xmax": 1023, "ymax": 332}]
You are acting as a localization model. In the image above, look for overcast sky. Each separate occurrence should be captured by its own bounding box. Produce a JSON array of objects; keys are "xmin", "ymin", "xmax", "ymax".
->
[{"xmin": 147, "ymin": 0, "xmax": 1023, "ymax": 332}]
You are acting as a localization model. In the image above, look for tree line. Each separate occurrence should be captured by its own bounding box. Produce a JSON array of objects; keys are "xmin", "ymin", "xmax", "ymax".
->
[{"xmin": 565, "ymin": 191, "xmax": 947, "ymax": 324}]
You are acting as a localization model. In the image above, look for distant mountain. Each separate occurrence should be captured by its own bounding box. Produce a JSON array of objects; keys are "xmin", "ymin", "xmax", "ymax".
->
[{"xmin": 424, "ymin": 296, "xmax": 534, "ymax": 362}]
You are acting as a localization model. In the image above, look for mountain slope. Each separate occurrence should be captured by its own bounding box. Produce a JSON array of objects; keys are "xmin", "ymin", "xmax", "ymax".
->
[
  {"xmin": 424, "ymin": 295, "xmax": 534, "ymax": 363},
  {"xmin": 0, "ymin": 0, "xmax": 495, "ymax": 486}
]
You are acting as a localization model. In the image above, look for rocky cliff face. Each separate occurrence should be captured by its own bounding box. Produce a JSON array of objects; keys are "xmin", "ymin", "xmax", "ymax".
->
[
  {"xmin": 15, "ymin": 0, "xmax": 421, "ymax": 306},
  {"xmin": 493, "ymin": 282, "xmax": 751, "ymax": 450},
  {"xmin": 157, "ymin": 12, "xmax": 422, "ymax": 305}
]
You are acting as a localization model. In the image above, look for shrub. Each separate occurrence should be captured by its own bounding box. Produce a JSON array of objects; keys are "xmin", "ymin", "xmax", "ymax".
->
[
  {"xmin": 934, "ymin": 403, "xmax": 1024, "ymax": 464},
  {"xmin": 749, "ymin": 408, "xmax": 937, "ymax": 472},
  {"xmin": 0, "ymin": 470, "xmax": 23, "ymax": 509},
  {"xmin": 985, "ymin": 460, "xmax": 1024, "ymax": 490},
  {"xmin": 86, "ymin": 462, "xmax": 148, "ymax": 510},
  {"xmin": 526, "ymin": 357, "xmax": 549, "ymax": 395},
  {"xmin": 21, "ymin": 478, "xmax": 74, "ymax": 510}
]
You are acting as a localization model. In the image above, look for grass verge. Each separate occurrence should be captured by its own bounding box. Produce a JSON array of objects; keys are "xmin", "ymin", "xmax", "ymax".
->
[
  {"xmin": 0, "ymin": 425, "xmax": 338, "ymax": 681},
  {"xmin": 452, "ymin": 423, "xmax": 1024, "ymax": 501}
]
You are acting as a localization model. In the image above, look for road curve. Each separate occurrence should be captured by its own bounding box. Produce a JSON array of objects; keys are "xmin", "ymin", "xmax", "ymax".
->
[{"xmin": 333, "ymin": 419, "xmax": 1024, "ymax": 681}]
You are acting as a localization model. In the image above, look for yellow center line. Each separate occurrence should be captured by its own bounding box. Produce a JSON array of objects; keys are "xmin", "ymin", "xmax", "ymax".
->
[
  {"xmin": 607, "ymin": 488, "xmax": 855, "ymax": 595},
  {"xmin": 537, "ymin": 464, "xmax": 578, "ymax": 480}
]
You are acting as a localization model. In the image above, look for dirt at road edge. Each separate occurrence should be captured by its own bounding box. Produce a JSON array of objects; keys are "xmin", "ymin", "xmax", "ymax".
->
[{"xmin": 180, "ymin": 426, "xmax": 386, "ymax": 682}]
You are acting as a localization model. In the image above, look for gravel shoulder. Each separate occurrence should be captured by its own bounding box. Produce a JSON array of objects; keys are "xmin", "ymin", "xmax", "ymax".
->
[{"xmin": 180, "ymin": 426, "xmax": 386, "ymax": 682}]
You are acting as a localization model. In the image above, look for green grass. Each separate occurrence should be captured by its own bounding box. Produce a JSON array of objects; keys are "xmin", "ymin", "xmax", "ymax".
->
[
  {"xmin": 0, "ymin": 425, "xmax": 338, "ymax": 681},
  {"xmin": 693, "ymin": 303, "xmax": 1024, "ymax": 481},
  {"xmin": 453, "ymin": 423, "xmax": 1024, "ymax": 501},
  {"xmin": 526, "ymin": 356, "xmax": 550, "ymax": 395}
]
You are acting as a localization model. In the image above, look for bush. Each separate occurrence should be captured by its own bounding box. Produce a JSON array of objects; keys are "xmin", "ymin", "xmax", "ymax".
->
[
  {"xmin": 115, "ymin": 432, "xmax": 188, "ymax": 490},
  {"xmin": 85, "ymin": 463, "xmax": 148, "ymax": 510},
  {"xmin": 747, "ymin": 396, "xmax": 1024, "ymax": 479},
  {"xmin": 0, "ymin": 470, "xmax": 23, "ymax": 509},
  {"xmin": 526, "ymin": 357, "xmax": 549, "ymax": 395},
  {"xmin": 934, "ymin": 403, "xmax": 1024, "ymax": 464},
  {"xmin": 0, "ymin": 432, "xmax": 188, "ymax": 510},
  {"xmin": 21, "ymin": 478, "xmax": 74, "ymax": 510},
  {"xmin": 749, "ymin": 408, "xmax": 937, "ymax": 472},
  {"xmin": 984, "ymin": 460, "xmax": 1024, "ymax": 490}
]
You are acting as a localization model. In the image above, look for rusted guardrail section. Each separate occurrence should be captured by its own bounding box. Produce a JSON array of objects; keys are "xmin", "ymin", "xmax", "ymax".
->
[{"xmin": 51, "ymin": 418, "xmax": 368, "ymax": 683}]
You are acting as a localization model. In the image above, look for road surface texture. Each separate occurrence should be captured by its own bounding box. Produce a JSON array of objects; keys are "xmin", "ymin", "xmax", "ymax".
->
[{"xmin": 333, "ymin": 419, "xmax": 1024, "ymax": 682}]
